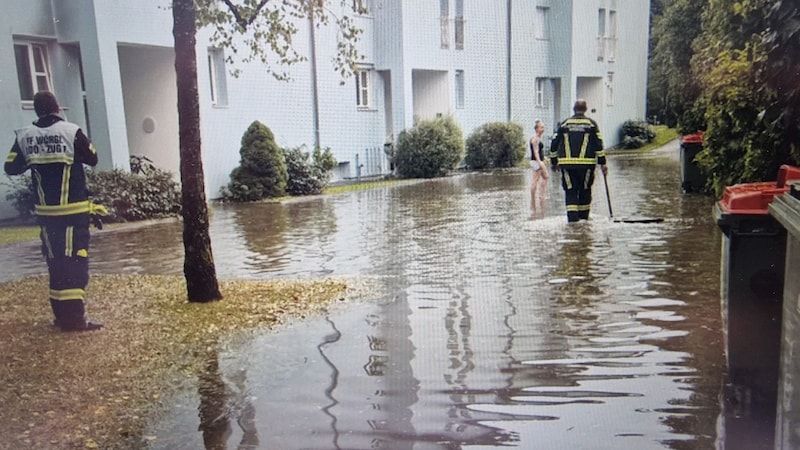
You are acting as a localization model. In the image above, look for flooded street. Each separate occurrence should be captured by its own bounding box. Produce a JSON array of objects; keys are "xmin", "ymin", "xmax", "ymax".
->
[{"xmin": 0, "ymin": 141, "xmax": 730, "ymax": 449}]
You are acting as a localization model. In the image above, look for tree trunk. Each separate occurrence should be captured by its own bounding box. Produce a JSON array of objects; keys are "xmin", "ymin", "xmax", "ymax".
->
[{"xmin": 172, "ymin": 0, "xmax": 223, "ymax": 303}]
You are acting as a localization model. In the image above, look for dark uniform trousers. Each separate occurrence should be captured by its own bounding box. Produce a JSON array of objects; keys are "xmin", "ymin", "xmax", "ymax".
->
[
  {"xmin": 40, "ymin": 214, "xmax": 91, "ymax": 326},
  {"xmin": 561, "ymin": 167, "xmax": 596, "ymax": 222}
]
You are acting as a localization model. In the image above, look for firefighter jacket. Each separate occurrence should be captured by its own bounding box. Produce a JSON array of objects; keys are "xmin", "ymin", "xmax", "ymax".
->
[
  {"xmin": 549, "ymin": 114, "xmax": 606, "ymax": 168},
  {"xmin": 5, "ymin": 115, "xmax": 98, "ymax": 218}
]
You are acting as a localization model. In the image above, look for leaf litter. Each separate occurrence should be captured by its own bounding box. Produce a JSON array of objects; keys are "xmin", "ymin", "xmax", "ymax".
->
[{"xmin": 0, "ymin": 273, "xmax": 373, "ymax": 449}]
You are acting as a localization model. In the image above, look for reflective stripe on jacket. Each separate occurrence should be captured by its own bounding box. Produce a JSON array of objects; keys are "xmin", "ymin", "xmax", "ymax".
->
[
  {"xmin": 6, "ymin": 116, "xmax": 98, "ymax": 217},
  {"xmin": 549, "ymin": 115, "xmax": 605, "ymax": 168}
]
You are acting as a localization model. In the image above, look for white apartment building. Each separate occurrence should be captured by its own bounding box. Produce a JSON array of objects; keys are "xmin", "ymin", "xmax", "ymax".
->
[{"xmin": 0, "ymin": 0, "xmax": 649, "ymax": 219}]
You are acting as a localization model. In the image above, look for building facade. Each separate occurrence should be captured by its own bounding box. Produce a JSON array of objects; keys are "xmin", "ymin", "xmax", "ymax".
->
[{"xmin": 0, "ymin": 0, "xmax": 650, "ymax": 219}]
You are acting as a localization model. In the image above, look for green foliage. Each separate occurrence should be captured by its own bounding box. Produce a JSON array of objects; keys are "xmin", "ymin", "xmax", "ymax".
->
[
  {"xmin": 86, "ymin": 168, "xmax": 182, "ymax": 222},
  {"xmin": 690, "ymin": 0, "xmax": 800, "ymax": 196},
  {"xmin": 195, "ymin": 0, "xmax": 365, "ymax": 80},
  {"xmin": 647, "ymin": 0, "xmax": 705, "ymax": 126},
  {"xmin": 394, "ymin": 116, "xmax": 464, "ymax": 179},
  {"xmin": 129, "ymin": 154, "xmax": 156, "ymax": 175},
  {"xmin": 464, "ymin": 122, "xmax": 526, "ymax": 169},
  {"xmin": 284, "ymin": 146, "xmax": 337, "ymax": 196},
  {"xmin": 4, "ymin": 166, "xmax": 181, "ymax": 223},
  {"xmin": 3, "ymin": 175, "xmax": 36, "ymax": 220},
  {"xmin": 759, "ymin": 0, "xmax": 800, "ymax": 155},
  {"xmin": 223, "ymin": 121, "xmax": 288, "ymax": 201},
  {"xmin": 619, "ymin": 120, "xmax": 657, "ymax": 149}
]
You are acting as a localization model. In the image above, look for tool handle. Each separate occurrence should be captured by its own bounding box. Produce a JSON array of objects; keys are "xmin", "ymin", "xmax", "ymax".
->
[{"xmin": 602, "ymin": 170, "xmax": 613, "ymax": 218}]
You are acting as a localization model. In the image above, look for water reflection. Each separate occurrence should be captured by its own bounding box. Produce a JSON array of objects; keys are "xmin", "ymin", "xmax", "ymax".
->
[{"xmin": 1, "ymin": 145, "xmax": 738, "ymax": 448}]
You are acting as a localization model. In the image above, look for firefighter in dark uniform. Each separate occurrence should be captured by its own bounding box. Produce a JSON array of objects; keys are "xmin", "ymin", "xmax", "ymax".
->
[
  {"xmin": 5, "ymin": 91, "xmax": 105, "ymax": 331},
  {"xmin": 549, "ymin": 99, "xmax": 608, "ymax": 222}
]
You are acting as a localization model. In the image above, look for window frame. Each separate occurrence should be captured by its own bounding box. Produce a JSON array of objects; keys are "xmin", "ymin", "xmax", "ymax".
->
[
  {"xmin": 607, "ymin": 10, "xmax": 618, "ymax": 62},
  {"xmin": 597, "ymin": 8, "xmax": 606, "ymax": 61},
  {"xmin": 14, "ymin": 40, "xmax": 53, "ymax": 104},
  {"xmin": 606, "ymin": 72, "xmax": 615, "ymax": 106},
  {"xmin": 440, "ymin": 0, "xmax": 450, "ymax": 49},
  {"xmin": 356, "ymin": 69, "xmax": 372, "ymax": 109},
  {"xmin": 455, "ymin": 70, "xmax": 465, "ymax": 109},
  {"xmin": 207, "ymin": 47, "xmax": 228, "ymax": 107},
  {"xmin": 534, "ymin": 6, "xmax": 550, "ymax": 41},
  {"xmin": 535, "ymin": 78, "xmax": 545, "ymax": 107},
  {"xmin": 353, "ymin": 0, "xmax": 372, "ymax": 16},
  {"xmin": 454, "ymin": 0, "xmax": 464, "ymax": 50}
]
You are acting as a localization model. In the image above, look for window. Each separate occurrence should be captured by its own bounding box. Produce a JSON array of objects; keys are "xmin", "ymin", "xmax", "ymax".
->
[
  {"xmin": 207, "ymin": 48, "xmax": 228, "ymax": 106},
  {"xmin": 455, "ymin": 70, "xmax": 464, "ymax": 109},
  {"xmin": 535, "ymin": 78, "xmax": 545, "ymax": 107},
  {"xmin": 454, "ymin": 0, "xmax": 464, "ymax": 50},
  {"xmin": 597, "ymin": 9, "xmax": 606, "ymax": 61},
  {"xmin": 598, "ymin": 9, "xmax": 606, "ymax": 36},
  {"xmin": 440, "ymin": 0, "xmax": 450, "ymax": 49},
  {"xmin": 606, "ymin": 72, "xmax": 615, "ymax": 106},
  {"xmin": 607, "ymin": 10, "xmax": 618, "ymax": 62},
  {"xmin": 535, "ymin": 7, "xmax": 549, "ymax": 40},
  {"xmin": 356, "ymin": 69, "xmax": 371, "ymax": 108},
  {"xmin": 14, "ymin": 41, "xmax": 53, "ymax": 102},
  {"xmin": 353, "ymin": 0, "xmax": 371, "ymax": 15}
]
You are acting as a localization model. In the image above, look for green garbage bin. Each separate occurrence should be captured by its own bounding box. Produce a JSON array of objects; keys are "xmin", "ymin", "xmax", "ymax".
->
[{"xmin": 680, "ymin": 132, "xmax": 705, "ymax": 193}]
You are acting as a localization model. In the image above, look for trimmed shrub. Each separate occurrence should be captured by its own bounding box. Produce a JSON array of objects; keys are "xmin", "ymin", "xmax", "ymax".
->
[
  {"xmin": 285, "ymin": 146, "xmax": 337, "ymax": 196},
  {"xmin": 394, "ymin": 116, "xmax": 464, "ymax": 178},
  {"xmin": 465, "ymin": 122, "xmax": 526, "ymax": 169},
  {"xmin": 223, "ymin": 121, "xmax": 288, "ymax": 201},
  {"xmin": 3, "ymin": 175, "xmax": 36, "ymax": 220},
  {"xmin": 620, "ymin": 119, "xmax": 657, "ymax": 149},
  {"xmin": 86, "ymin": 167, "xmax": 181, "ymax": 222},
  {"xmin": 4, "ymin": 165, "xmax": 181, "ymax": 223}
]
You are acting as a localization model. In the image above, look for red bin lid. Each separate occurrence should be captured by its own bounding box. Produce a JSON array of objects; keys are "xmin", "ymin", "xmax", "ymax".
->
[
  {"xmin": 681, "ymin": 132, "xmax": 704, "ymax": 144},
  {"xmin": 718, "ymin": 165, "xmax": 800, "ymax": 215}
]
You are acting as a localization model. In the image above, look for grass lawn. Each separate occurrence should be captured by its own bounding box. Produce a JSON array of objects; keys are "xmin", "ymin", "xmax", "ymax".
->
[
  {"xmin": 648, "ymin": 125, "xmax": 680, "ymax": 149},
  {"xmin": 0, "ymin": 226, "xmax": 38, "ymax": 246},
  {"xmin": 616, "ymin": 125, "xmax": 679, "ymax": 153}
]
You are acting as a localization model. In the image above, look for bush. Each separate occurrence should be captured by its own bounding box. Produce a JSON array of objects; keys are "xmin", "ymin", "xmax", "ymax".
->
[
  {"xmin": 3, "ymin": 176, "xmax": 36, "ymax": 220},
  {"xmin": 223, "ymin": 121, "xmax": 288, "ymax": 201},
  {"xmin": 285, "ymin": 146, "xmax": 337, "ymax": 196},
  {"xmin": 5, "ymin": 165, "xmax": 181, "ymax": 223},
  {"xmin": 86, "ymin": 167, "xmax": 181, "ymax": 222},
  {"xmin": 620, "ymin": 120, "xmax": 657, "ymax": 149},
  {"xmin": 465, "ymin": 122, "xmax": 526, "ymax": 169},
  {"xmin": 394, "ymin": 116, "xmax": 464, "ymax": 178}
]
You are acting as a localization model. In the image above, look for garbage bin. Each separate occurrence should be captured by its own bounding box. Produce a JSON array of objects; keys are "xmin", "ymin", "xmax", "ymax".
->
[
  {"xmin": 680, "ymin": 132, "xmax": 705, "ymax": 193},
  {"xmin": 715, "ymin": 165, "xmax": 800, "ymax": 448},
  {"xmin": 767, "ymin": 180, "xmax": 800, "ymax": 449}
]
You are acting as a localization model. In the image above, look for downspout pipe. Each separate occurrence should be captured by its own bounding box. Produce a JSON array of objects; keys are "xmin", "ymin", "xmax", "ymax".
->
[
  {"xmin": 309, "ymin": 11, "xmax": 321, "ymax": 150},
  {"xmin": 506, "ymin": 0, "xmax": 512, "ymax": 121}
]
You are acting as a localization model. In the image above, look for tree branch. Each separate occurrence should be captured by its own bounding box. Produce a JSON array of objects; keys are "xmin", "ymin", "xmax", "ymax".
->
[{"xmin": 221, "ymin": 0, "xmax": 271, "ymax": 29}]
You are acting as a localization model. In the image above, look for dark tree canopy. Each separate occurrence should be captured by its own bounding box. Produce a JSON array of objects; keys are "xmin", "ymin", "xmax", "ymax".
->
[{"xmin": 648, "ymin": 0, "xmax": 800, "ymax": 195}]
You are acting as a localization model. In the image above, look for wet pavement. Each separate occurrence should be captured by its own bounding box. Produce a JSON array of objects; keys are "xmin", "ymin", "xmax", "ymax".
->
[{"xmin": 0, "ymin": 140, "xmax": 731, "ymax": 449}]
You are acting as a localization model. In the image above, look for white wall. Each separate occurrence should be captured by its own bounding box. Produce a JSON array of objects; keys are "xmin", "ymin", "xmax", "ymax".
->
[
  {"xmin": 571, "ymin": 0, "xmax": 650, "ymax": 146},
  {"xmin": 118, "ymin": 45, "xmax": 179, "ymax": 176}
]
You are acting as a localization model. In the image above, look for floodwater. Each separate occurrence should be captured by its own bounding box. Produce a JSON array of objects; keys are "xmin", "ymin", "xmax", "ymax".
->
[{"xmin": 1, "ymin": 141, "xmax": 738, "ymax": 449}]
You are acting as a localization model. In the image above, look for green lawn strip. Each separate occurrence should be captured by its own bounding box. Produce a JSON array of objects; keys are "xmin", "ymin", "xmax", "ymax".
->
[
  {"xmin": 613, "ymin": 125, "xmax": 679, "ymax": 154},
  {"xmin": 0, "ymin": 221, "xmax": 140, "ymax": 247},
  {"xmin": 0, "ymin": 226, "xmax": 39, "ymax": 246},
  {"xmin": 648, "ymin": 125, "xmax": 680, "ymax": 149}
]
